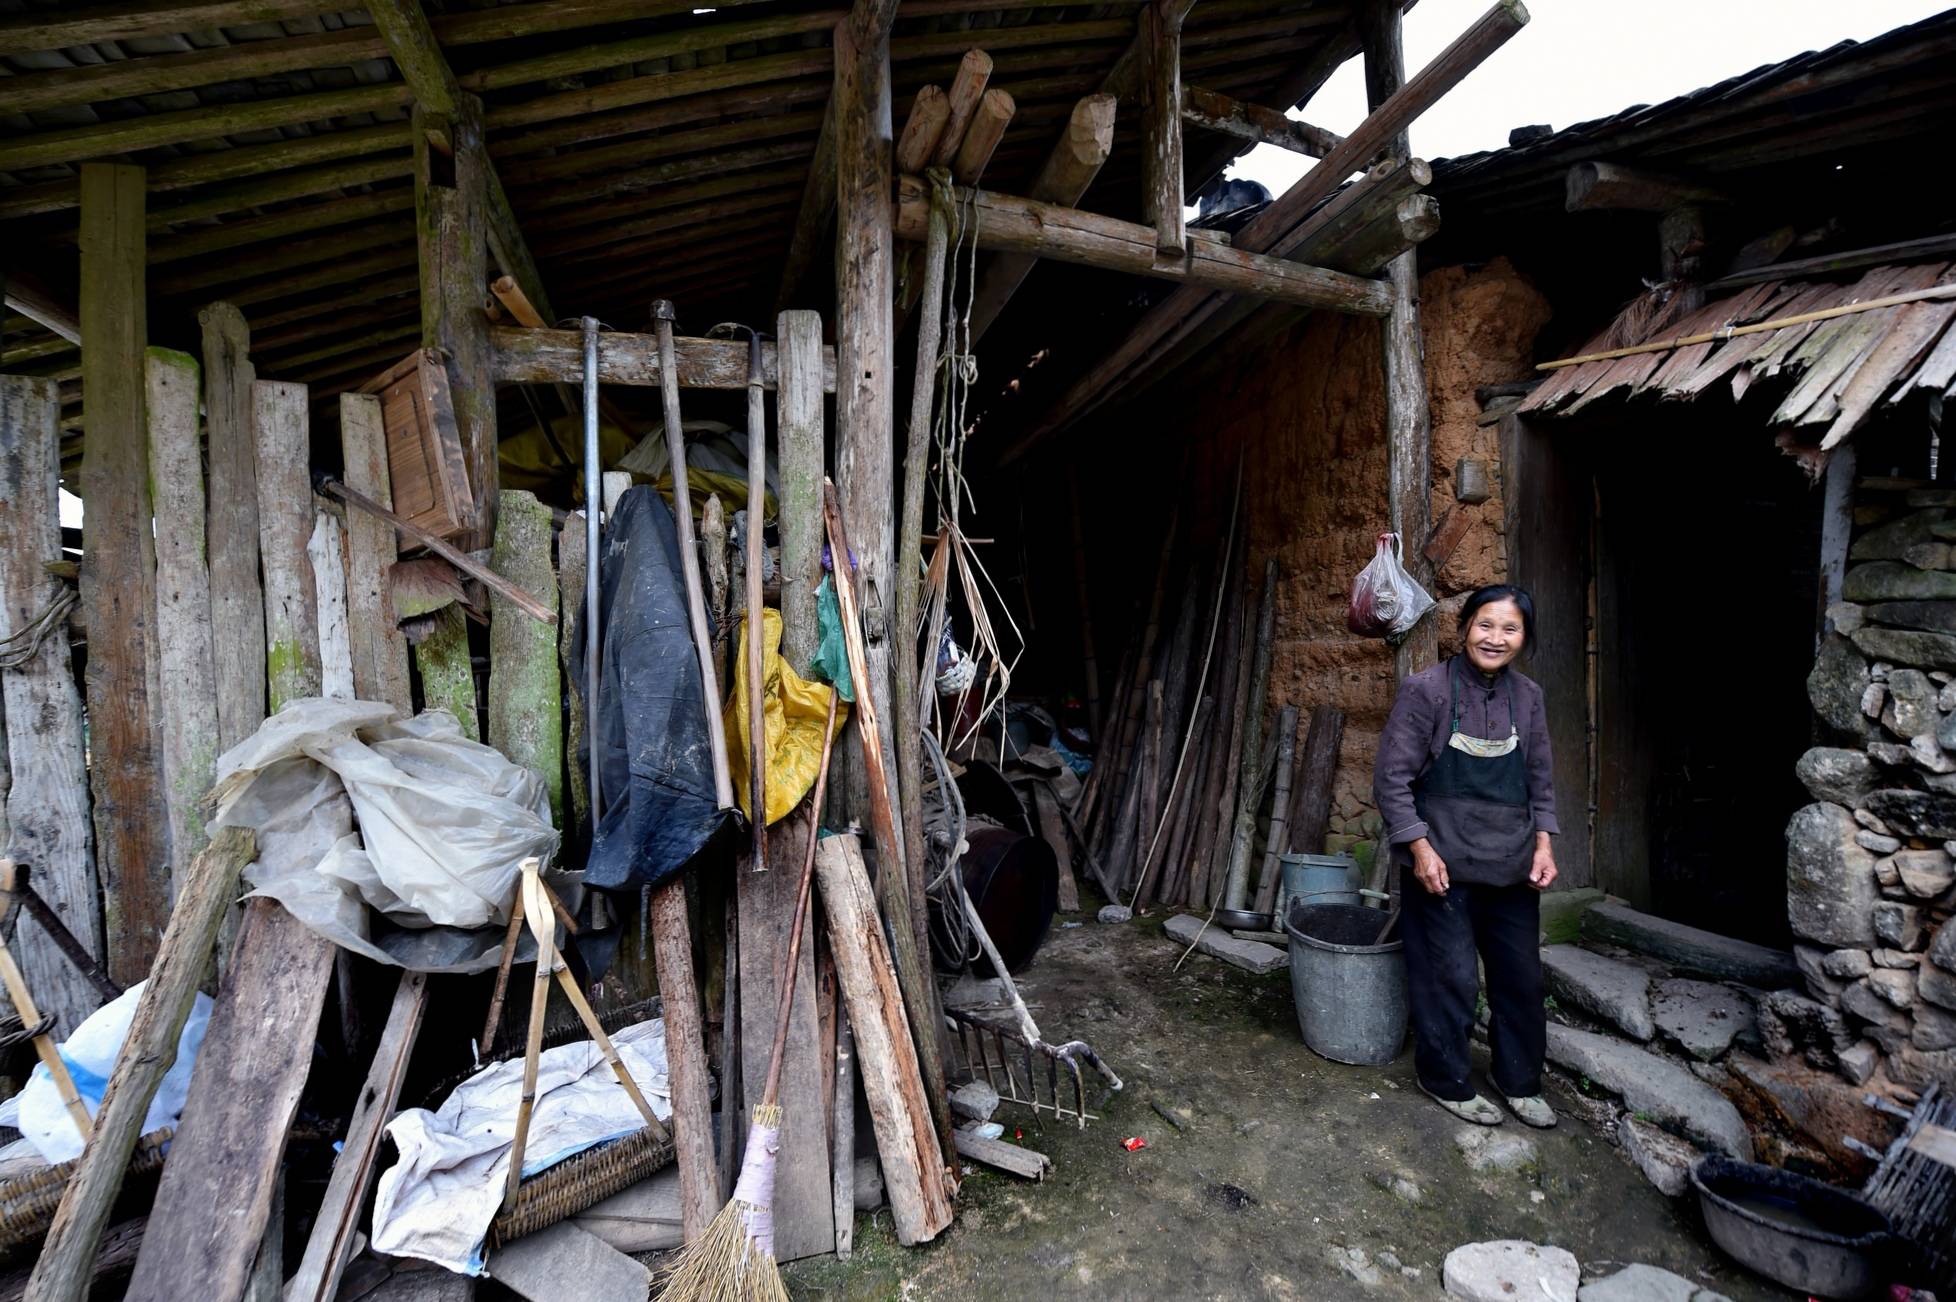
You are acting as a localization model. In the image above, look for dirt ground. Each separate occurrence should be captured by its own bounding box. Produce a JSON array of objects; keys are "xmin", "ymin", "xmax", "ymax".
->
[{"xmin": 781, "ymin": 915, "xmax": 1788, "ymax": 1301}]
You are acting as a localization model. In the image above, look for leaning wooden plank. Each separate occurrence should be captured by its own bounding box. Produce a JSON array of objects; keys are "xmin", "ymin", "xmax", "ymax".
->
[
  {"xmin": 253, "ymin": 380, "xmax": 323, "ymax": 712},
  {"xmin": 775, "ymin": 310, "xmax": 825, "ymax": 673},
  {"xmin": 27, "ymin": 828, "xmax": 256, "ymax": 1302},
  {"xmin": 812, "ymin": 835, "xmax": 953, "ymax": 1246},
  {"xmin": 80, "ymin": 162, "xmax": 169, "ymax": 988},
  {"xmin": 283, "ymin": 972, "xmax": 430, "ymax": 1302},
  {"xmin": 146, "ymin": 347, "xmax": 222, "ymax": 893},
  {"xmin": 951, "ymin": 1129, "xmax": 1052, "ymax": 1180},
  {"xmin": 340, "ymin": 393, "xmax": 413, "ymax": 713},
  {"xmin": 199, "ymin": 303, "xmax": 268, "ymax": 750},
  {"xmin": 0, "ymin": 377, "xmax": 102, "ymax": 1037},
  {"xmin": 489, "ymin": 327, "xmax": 837, "ymax": 391},
  {"xmin": 1033, "ymin": 784, "xmax": 1080, "ymax": 912},
  {"xmin": 488, "ymin": 490, "xmax": 563, "ymax": 829},
  {"xmin": 310, "ymin": 514, "xmax": 356, "ymax": 700},
  {"xmin": 892, "ymin": 178, "xmax": 1395, "ymax": 315}
]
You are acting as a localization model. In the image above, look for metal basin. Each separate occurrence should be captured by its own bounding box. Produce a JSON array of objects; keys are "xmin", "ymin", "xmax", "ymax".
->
[{"xmin": 1691, "ymin": 1154, "xmax": 1899, "ymax": 1299}]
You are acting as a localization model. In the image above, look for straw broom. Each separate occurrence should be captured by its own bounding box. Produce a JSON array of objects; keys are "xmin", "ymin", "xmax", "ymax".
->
[{"xmin": 658, "ymin": 689, "xmax": 839, "ymax": 1302}]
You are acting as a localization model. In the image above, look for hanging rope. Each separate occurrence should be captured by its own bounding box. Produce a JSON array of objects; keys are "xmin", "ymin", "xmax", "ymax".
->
[{"xmin": 0, "ymin": 583, "xmax": 76, "ymax": 672}]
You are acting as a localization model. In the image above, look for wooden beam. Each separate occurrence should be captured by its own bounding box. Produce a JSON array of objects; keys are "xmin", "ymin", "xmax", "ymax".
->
[
  {"xmin": 488, "ymin": 490, "xmax": 563, "ymax": 826},
  {"xmin": 1012, "ymin": 0, "xmax": 1525, "ymax": 455},
  {"xmin": 1564, "ymin": 160, "xmax": 1725, "ymax": 213},
  {"xmin": 338, "ymin": 393, "xmax": 413, "ymax": 713},
  {"xmin": 252, "ymin": 381, "xmax": 322, "ymax": 710},
  {"xmin": 933, "ymin": 49, "xmax": 994, "ymax": 166},
  {"xmin": 0, "ymin": 85, "xmax": 411, "ymax": 172},
  {"xmin": 4, "ymin": 26, "xmax": 389, "ymax": 116},
  {"xmin": 1143, "ymin": 0, "xmax": 1188, "ymax": 256},
  {"xmin": 414, "ymin": 96, "xmax": 496, "ymax": 550},
  {"xmin": 490, "ymin": 326, "xmax": 837, "ymax": 391},
  {"xmin": 894, "ymin": 176, "xmax": 1393, "ymax": 313},
  {"xmin": 0, "ymin": 378, "xmax": 103, "ymax": 1038},
  {"xmin": 1, "ymin": 273, "xmax": 79, "ymax": 346},
  {"xmin": 967, "ymin": 93, "xmax": 1117, "ymax": 342},
  {"xmin": 365, "ymin": 0, "xmax": 463, "ymax": 114},
  {"xmin": 1182, "ymin": 83, "xmax": 1341, "ymax": 156},
  {"xmin": 0, "ymin": 0, "xmax": 329, "ymax": 52},
  {"xmin": 198, "ymin": 304, "xmax": 267, "ymax": 752},
  {"xmin": 79, "ymin": 163, "xmax": 168, "ymax": 988},
  {"xmin": 952, "ymin": 88, "xmax": 1015, "ymax": 186}
]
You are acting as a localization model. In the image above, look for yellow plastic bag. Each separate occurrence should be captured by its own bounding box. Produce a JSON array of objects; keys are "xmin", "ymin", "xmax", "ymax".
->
[{"xmin": 724, "ymin": 608, "xmax": 847, "ymax": 826}]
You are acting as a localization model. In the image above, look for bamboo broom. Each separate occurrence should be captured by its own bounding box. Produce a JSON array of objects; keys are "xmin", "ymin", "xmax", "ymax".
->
[{"xmin": 657, "ymin": 689, "xmax": 839, "ymax": 1302}]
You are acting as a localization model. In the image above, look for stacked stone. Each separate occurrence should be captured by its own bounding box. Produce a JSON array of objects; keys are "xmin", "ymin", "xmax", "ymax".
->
[{"xmin": 1794, "ymin": 485, "xmax": 1956, "ymax": 1094}]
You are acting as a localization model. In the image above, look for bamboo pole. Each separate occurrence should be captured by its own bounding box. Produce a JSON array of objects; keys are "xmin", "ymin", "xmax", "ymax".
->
[{"xmin": 744, "ymin": 332, "xmax": 767, "ymax": 871}]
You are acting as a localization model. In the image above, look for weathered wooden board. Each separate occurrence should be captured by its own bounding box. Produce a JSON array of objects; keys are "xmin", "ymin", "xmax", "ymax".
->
[
  {"xmin": 774, "ymin": 310, "xmax": 824, "ymax": 673},
  {"xmin": 736, "ymin": 805, "xmax": 833, "ymax": 1261},
  {"xmin": 0, "ymin": 376, "xmax": 102, "ymax": 1036},
  {"xmin": 488, "ymin": 490, "xmax": 561, "ymax": 828},
  {"xmin": 80, "ymin": 161, "xmax": 169, "ymax": 986},
  {"xmin": 199, "ymin": 302, "xmax": 267, "ymax": 751},
  {"xmin": 339, "ymin": 392, "xmax": 413, "ymax": 712},
  {"xmin": 490, "ymin": 327, "xmax": 838, "ymax": 393},
  {"xmin": 310, "ymin": 513, "xmax": 356, "ymax": 700},
  {"xmin": 252, "ymin": 380, "xmax": 322, "ymax": 710},
  {"xmin": 146, "ymin": 348, "xmax": 220, "ymax": 890}
]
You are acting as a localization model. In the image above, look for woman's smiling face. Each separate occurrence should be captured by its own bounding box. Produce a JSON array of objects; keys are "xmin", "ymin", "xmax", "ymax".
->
[{"xmin": 1464, "ymin": 598, "xmax": 1526, "ymax": 673}]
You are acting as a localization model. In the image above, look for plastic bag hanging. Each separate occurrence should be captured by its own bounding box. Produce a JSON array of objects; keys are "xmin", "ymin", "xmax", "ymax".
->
[{"xmin": 1347, "ymin": 531, "xmax": 1435, "ymax": 639}]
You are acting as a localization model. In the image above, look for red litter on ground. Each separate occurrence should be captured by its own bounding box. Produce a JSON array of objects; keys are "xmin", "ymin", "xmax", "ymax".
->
[{"xmin": 1122, "ymin": 1137, "xmax": 1147, "ymax": 1152}]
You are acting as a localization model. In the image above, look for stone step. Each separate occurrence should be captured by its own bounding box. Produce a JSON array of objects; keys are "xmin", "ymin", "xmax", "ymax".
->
[
  {"xmin": 1163, "ymin": 913, "xmax": 1288, "ymax": 973},
  {"xmin": 1542, "ymin": 944, "xmax": 1656, "ymax": 1041},
  {"xmin": 1544, "ymin": 1023, "xmax": 1753, "ymax": 1159},
  {"xmin": 1580, "ymin": 900, "xmax": 1800, "ymax": 988}
]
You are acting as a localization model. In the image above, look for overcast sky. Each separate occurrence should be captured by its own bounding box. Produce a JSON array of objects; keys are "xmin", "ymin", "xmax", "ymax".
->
[{"xmin": 1227, "ymin": 0, "xmax": 1952, "ymax": 197}]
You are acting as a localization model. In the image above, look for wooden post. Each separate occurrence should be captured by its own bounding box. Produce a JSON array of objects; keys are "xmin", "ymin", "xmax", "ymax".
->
[
  {"xmin": 1362, "ymin": 0, "xmax": 1439, "ymax": 681},
  {"xmin": 932, "ymin": 49, "xmax": 993, "ymax": 168},
  {"xmin": 950, "ymin": 88, "xmax": 1013, "ymax": 187},
  {"xmin": 199, "ymin": 303, "xmax": 267, "ymax": 750},
  {"xmin": 776, "ymin": 309, "xmax": 824, "ymax": 672},
  {"xmin": 253, "ymin": 380, "xmax": 322, "ymax": 710},
  {"xmin": 146, "ymin": 347, "xmax": 221, "ymax": 885},
  {"xmin": 26, "ymin": 829, "xmax": 255, "ymax": 1302},
  {"xmin": 310, "ymin": 513, "xmax": 355, "ymax": 700},
  {"xmin": 339, "ymin": 391, "xmax": 412, "ymax": 713},
  {"xmin": 1220, "ymin": 560, "xmax": 1276, "ymax": 911},
  {"xmin": 813, "ymin": 834, "xmax": 952, "ymax": 1246},
  {"xmin": 0, "ymin": 377, "xmax": 102, "ymax": 1036},
  {"xmin": 414, "ymin": 95, "xmax": 496, "ymax": 549},
  {"xmin": 1144, "ymin": 0, "xmax": 1186, "ymax": 257},
  {"xmin": 894, "ymin": 175, "xmax": 951, "ymax": 936},
  {"xmin": 894, "ymin": 86, "xmax": 950, "ymax": 176},
  {"xmin": 80, "ymin": 161, "xmax": 168, "ymax": 986},
  {"xmin": 489, "ymin": 490, "xmax": 563, "ymax": 828}
]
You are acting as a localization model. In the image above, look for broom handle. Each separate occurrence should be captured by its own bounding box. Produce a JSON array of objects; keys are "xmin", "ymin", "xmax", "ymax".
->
[{"xmin": 759, "ymin": 689, "xmax": 839, "ymax": 1113}]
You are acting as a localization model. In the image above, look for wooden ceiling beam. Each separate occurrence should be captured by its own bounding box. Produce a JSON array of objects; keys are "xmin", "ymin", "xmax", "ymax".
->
[
  {"xmin": 0, "ymin": 0, "xmax": 332, "ymax": 54},
  {"xmin": 0, "ymin": 270, "xmax": 81, "ymax": 345},
  {"xmin": 1182, "ymin": 84, "xmax": 1341, "ymax": 157},
  {"xmin": 1563, "ymin": 160, "xmax": 1728, "ymax": 212},
  {"xmin": 148, "ymin": 190, "xmax": 414, "ymax": 265}
]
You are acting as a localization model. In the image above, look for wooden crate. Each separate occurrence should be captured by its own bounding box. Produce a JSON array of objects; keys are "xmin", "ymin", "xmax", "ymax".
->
[{"xmin": 358, "ymin": 349, "xmax": 474, "ymax": 542}]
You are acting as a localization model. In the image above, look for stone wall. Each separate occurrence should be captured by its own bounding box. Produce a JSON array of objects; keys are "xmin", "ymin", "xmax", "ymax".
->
[
  {"xmin": 1793, "ymin": 479, "xmax": 1956, "ymax": 1094},
  {"xmin": 1081, "ymin": 258, "xmax": 1551, "ymax": 865}
]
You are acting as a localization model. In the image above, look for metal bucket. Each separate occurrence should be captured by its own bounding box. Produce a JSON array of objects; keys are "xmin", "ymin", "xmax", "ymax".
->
[
  {"xmin": 1285, "ymin": 901, "xmax": 1407, "ymax": 1066},
  {"xmin": 1277, "ymin": 853, "xmax": 1359, "ymax": 920}
]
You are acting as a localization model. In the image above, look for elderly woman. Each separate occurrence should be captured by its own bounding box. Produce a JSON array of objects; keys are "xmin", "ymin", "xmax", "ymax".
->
[{"xmin": 1373, "ymin": 585, "xmax": 1560, "ymax": 1128}]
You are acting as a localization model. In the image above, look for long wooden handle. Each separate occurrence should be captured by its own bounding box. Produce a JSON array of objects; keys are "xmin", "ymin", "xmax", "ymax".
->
[
  {"xmin": 0, "ymin": 935, "xmax": 91, "ymax": 1144},
  {"xmin": 321, "ymin": 478, "xmax": 556, "ymax": 625},
  {"xmin": 652, "ymin": 311, "xmax": 736, "ymax": 810},
  {"xmin": 745, "ymin": 331, "xmax": 769, "ymax": 868},
  {"xmin": 760, "ymin": 691, "xmax": 838, "ymax": 1113}
]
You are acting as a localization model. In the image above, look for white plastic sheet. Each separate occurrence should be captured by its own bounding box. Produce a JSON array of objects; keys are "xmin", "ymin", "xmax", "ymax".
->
[
  {"xmin": 210, "ymin": 698, "xmax": 559, "ymax": 972},
  {"xmin": 0, "ymin": 981, "xmax": 212, "ymax": 1163},
  {"xmin": 370, "ymin": 1018, "xmax": 673, "ymax": 1274}
]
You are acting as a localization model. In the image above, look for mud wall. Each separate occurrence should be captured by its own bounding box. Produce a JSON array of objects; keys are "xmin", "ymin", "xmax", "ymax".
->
[{"xmin": 1073, "ymin": 258, "xmax": 1551, "ymax": 866}]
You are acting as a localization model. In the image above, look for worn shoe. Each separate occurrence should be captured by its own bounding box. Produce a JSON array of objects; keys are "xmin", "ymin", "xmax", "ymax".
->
[
  {"xmin": 1504, "ymin": 1094, "xmax": 1557, "ymax": 1128},
  {"xmin": 1419, "ymin": 1083, "xmax": 1504, "ymax": 1125}
]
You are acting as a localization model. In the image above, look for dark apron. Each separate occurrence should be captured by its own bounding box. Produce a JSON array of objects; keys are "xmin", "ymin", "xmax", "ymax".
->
[{"xmin": 1411, "ymin": 658, "xmax": 1534, "ymax": 887}]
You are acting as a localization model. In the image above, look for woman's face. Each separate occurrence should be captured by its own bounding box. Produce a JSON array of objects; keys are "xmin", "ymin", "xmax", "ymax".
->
[{"xmin": 1463, "ymin": 598, "xmax": 1526, "ymax": 673}]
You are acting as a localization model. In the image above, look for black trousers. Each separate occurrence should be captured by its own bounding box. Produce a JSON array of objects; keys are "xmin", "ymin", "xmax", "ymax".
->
[{"xmin": 1400, "ymin": 880, "xmax": 1545, "ymax": 1100}]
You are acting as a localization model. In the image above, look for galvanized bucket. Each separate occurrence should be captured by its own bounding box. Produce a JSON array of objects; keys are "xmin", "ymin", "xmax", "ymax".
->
[
  {"xmin": 1285, "ymin": 900, "xmax": 1408, "ymax": 1066},
  {"xmin": 1276, "ymin": 852, "xmax": 1360, "ymax": 920}
]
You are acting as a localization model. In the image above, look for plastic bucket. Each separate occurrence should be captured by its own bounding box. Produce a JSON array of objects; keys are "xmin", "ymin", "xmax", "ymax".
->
[
  {"xmin": 1285, "ymin": 901, "xmax": 1408, "ymax": 1066},
  {"xmin": 1277, "ymin": 853, "xmax": 1359, "ymax": 920}
]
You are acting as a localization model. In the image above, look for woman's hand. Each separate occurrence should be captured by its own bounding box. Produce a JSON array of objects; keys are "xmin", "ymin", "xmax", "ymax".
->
[
  {"xmin": 1410, "ymin": 838, "xmax": 1449, "ymax": 895},
  {"xmin": 1529, "ymin": 833, "xmax": 1558, "ymax": 891}
]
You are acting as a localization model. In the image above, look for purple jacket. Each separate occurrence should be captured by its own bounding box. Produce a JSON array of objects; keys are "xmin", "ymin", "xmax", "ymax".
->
[{"xmin": 1373, "ymin": 658, "xmax": 1560, "ymax": 850}]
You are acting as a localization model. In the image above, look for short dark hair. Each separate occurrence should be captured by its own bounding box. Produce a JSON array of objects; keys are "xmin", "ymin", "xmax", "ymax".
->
[{"xmin": 1458, "ymin": 585, "xmax": 1535, "ymax": 649}]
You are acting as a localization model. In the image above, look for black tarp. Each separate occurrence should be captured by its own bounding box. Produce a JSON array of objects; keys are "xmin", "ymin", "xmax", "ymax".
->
[{"xmin": 573, "ymin": 485, "xmax": 738, "ymax": 908}]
